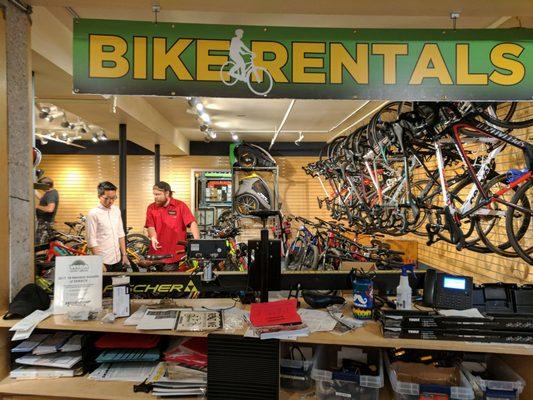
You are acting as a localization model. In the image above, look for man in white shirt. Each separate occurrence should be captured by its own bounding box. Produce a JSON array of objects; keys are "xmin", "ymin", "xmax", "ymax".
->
[{"xmin": 86, "ymin": 181, "xmax": 130, "ymax": 272}]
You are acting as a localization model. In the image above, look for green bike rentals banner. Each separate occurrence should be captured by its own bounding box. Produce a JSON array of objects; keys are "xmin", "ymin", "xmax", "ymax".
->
[{"xmin": 73, "ymin": 19, "xmax": 533, "ymax": 100}]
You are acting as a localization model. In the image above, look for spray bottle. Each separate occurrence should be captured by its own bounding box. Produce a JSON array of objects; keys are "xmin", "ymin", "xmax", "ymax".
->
[{"xmin": 396, "ymin": 265, "xmax": 415, "ymax": 310}]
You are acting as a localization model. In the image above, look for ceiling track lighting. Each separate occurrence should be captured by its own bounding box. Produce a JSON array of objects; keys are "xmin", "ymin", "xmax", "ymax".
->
[{"xmin": 231, "ymin": 132, "xmax": 239, "ymax": 142}]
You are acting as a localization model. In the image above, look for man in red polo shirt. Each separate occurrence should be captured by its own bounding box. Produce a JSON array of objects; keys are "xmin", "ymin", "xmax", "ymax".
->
[{"xmin": 145, "ymin": 181, "xmax": 200, "ymax": 269}]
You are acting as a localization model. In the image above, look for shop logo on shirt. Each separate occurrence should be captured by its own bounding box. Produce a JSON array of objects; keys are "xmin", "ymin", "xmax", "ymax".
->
[{"xmin": 168, "ymin": 210, "xmax": 177, "ymax": 215}]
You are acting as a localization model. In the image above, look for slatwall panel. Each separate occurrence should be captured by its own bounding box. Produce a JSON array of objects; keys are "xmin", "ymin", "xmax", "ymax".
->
[
  {"xmin": 403, "ymin": 103, "xmax": 532, "ymax": 284},
  {"xmin": 39, "ymin": 154, "xmax": 330, "ymax": 237}
]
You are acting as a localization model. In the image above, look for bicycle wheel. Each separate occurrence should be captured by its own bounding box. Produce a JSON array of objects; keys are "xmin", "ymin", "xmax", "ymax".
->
[
  {"xmin": 284, "ymin": 238, "xmax": 306, "ymax": 270},
  {"xmin": 235, "ymin": 194, "xmax": 259, "ymax": 215},
  {"xmin": 475, "ymin": 174, "xmax": 520, "ymax": 257},
  {"xmin": 506, "ymin": 179, "xmax": 533, "ymax": 264},
  {"xmin": 300, "ymin": 245, "xmax": 319, "ymax": 270},
  {"xmin": 220, "ymin": 61, "xmax": 238, "ymax": 86},
  {"xmin": 479, "ymin": 102, "xmax": 533, "ymax": 130},
  {"xmin": 247, "ymin": 66, "xmax": 273, "ymax": 96}
]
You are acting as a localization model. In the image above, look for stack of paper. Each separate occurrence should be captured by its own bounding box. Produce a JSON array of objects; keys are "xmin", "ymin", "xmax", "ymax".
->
[
  {"xmin": 15, "ymin": 351, "xmax": 82, "ymax": 369},
  {"xmin": 89, "ymin": 362, "xmax": 157, "ymax": 382},
  {"xmin": 136, "ymin": 309, "xmax": 184, "ymax": 330},
  {"xmin": 10, "ymin": 332, "xmax": 86, "ymax": 379},
  {"xmin": 9, "ymin": 309, "xmax": 52, "ymax": 341},
  {"xmin": 11, "ymin": 334, "xmax": 49, "ymax": 353},
  {"xmin": 147, "ymin": 362, "xmax": 207, "ymax": 397},
  {"xmin": 33, "ymin": 332, "xmax": 72, "ymax": 355},
  {"xmin": 10, "ymin": 365, "xmax": 83, "ymax": 379}
]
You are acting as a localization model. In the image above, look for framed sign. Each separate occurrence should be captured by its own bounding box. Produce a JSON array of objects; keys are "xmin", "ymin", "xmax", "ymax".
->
[
  {"xmin": 53, "ymin": 255, "xmax": 103, "ymax": 314},
  {"xmin": 73, "ymin": 19, "xmax": 533, "ymax": 100}
]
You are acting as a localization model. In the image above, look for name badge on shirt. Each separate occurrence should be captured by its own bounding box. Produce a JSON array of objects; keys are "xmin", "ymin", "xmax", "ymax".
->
[{"xmin": 168, "ymin": 210, "xmax": 177, "ymax": 215}]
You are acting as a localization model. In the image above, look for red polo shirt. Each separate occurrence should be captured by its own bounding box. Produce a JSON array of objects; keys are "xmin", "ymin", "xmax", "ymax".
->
[{"xmin": 145, "ymin": 198, "xmax": 196, "ymax": 263}]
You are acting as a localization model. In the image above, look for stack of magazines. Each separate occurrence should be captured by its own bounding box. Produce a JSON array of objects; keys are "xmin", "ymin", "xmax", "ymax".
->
[
  {"xmin": 10, "ymin": 332, "xmax": 84, "ymax": 379},
  {"xmin": 146, "ymin": 362, "xmax": 207, "ymax": 397}
]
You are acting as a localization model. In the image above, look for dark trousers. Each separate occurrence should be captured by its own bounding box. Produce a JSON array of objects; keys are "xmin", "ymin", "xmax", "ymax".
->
[{"xmin": 104, "ymin": 262, "xmax": 124, "ymax": 272}]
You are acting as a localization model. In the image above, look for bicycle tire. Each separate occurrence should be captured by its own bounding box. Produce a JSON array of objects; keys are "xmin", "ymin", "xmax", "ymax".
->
[
  {"xmin": 247, "ymin": 66, "xmax": 273, "ymax": 96},
  {"xmin": 300, "ymin": 245, "xmax": 319, "ymax": 270},
  {"xmin": 475, "ymin": 174, "xmax": 520, "ymax": 257},
  {"xmin": 284, "ymin": 237, "xmax": 306, "ymax": 270},
  {"xmin": 220, "ymin": 61, "xmax": 238, "ymax": 86},
  {"xmin": 479, "ymin": 111, "xmax": 533, "ymax": 130},
  {"xmin": 505, "ymin": 179, "xmax": 533, "ymax": 264}
]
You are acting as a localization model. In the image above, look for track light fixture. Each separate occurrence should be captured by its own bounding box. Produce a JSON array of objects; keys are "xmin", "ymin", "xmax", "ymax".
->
[{"xmin": 231, "ymin": 132, "xmax": 239, "ymax": 142}]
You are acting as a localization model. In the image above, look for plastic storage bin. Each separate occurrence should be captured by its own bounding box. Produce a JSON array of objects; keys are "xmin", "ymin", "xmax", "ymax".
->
[
  {"xmin": 462, "ymin": 357, "xmax": 525, "ymax": 400},
  {"xmin": 311, "ymin": 346, "xmax": 384, "ymax": 400},
  {"xmin": 385, "ymin": 353, "xmax": 475, "ymax": 400},
  {"xmin": 280, "ymin": 344, "xmax": 315, "ymax": 391}
]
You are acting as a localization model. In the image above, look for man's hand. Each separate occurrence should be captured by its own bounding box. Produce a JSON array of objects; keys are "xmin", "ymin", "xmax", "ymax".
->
[
  {"xmin": 122, "ymin": 254, "xmax": 130, "ymax": 266},
  {"xmin": 151, "ymin": 237, "xmax": 161, "ymax": 250}
]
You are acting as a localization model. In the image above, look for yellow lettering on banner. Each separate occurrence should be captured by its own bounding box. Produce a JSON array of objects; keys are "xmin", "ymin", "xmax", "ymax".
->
[
  {"xmin": 170, "ymin": 284, "xmax": 184, "ymax": 292},
  {"xmin": 330, "ymin": 43, "xmax": 369, "ymax": 84},
  {"xmin": 197, "ymin": 39, "xmax": 230, "ymax": 81},
  {"xmin": 292, "ymin": 42, "xmax": 326, "ymax": 84},
  {"xmin": 251, "ymin": 41, "xmax": 289, "ymax": 83},
  {"xmin": 489, "ymin": 43, "xmax": 525, "ymax": 86},
  {"xmin": 133, "ymin": 37, "xmax": 147, "ymax": 79},
  {"xmin": 409, "ymin": 43, "xmax": 452, "ymax": 85},
  {"xmin": 89, "ymin": 34, "xmax": 129, "ymax": 78},
  {"xmin": 153, "ymin": 38, "xmax": 193, "ymax": 80},
  {"xmin": 371, "ymin": 44, "xmax": 408, "ymax": 84},
  {"xmin": 132, "ymin": 285, "xmax": 146, "ymax": 294},
  {"xmin": 158, "ymin": 284, "xmax": 171, "ymax": 293},
  {"xmin": 456, "ymin": 44, "xmax": 488, "ymax": 85}
]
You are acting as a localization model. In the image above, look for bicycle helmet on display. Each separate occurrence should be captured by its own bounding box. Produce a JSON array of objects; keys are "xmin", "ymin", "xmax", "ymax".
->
[{"xmin": 233, "ymin": 143, "xmax": 277, "ymax": 168}]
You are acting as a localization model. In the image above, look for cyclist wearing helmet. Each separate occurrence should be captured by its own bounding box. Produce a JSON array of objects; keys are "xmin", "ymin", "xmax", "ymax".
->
[{"xmin": 229, "ymin": 28, "xmax": 253, "ymax": 79}]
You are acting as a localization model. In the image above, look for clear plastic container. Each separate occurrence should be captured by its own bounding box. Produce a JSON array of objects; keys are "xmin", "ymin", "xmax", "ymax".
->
[
  {"xmin": 462, "ymin": 357, "xmax": 525, "ymax": 399},
  {"xmin": 385, "ymin": 353, "xmax": 475, "ymax": 400},
  {"xmin": 280, "ymin": 345, "xmax": 315, "ymax": 391},
  {"xmin": 311, "ymin": 346, "xmax": 383, "ymax": 400}
]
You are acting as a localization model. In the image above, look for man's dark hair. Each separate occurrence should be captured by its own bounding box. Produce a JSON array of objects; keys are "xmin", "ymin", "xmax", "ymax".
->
[
  {"xmin": 153, "ymin": 181, "xmax": 173, "ymax": 196},
  {"xmin": 39, "ymin": 177, "xmax": 53, "ymax": 188},
  {"xmin": 97, "ymin": 181, "xmax": 117, "ymax": 196}
]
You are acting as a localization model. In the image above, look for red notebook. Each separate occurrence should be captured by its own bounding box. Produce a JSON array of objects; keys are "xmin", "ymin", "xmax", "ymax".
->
[
  {"xmin": 95, "ymin": 333, "xmax": 160, "ymax": 349},
  {"xmin": 249, "ymin": 298, "xmax": 301, "ymax": 327}
]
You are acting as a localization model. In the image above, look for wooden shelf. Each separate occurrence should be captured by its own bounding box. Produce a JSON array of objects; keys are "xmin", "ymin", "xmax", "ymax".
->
[
  {"xmin": 0, "ymin": 375, "xmax": 197, "ymax": 400},
  {"xmin": 1, "ymin": 300, "xmax": 532, "ymax": 355},
  {"xmin": 0, "ymin": 299, "xmax": 244, "ymax": 337}
]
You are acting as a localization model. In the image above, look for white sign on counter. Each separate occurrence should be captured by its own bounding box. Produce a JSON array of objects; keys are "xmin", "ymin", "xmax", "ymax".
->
[{"xmin": 53, "ymin": 256, "xmax": 103, "ymax": 314}]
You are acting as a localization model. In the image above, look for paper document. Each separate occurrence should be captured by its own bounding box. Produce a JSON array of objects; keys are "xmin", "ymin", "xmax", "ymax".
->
[
  {"xmin": 123, "ymin": 305, "xmax": 148, "ymax": 326},
  {"xmin": 89, "ymin": 362, "xmax": 157, "ymax": 382},
  {"xmin": 33, "ymin": 332, "xmax": 72, "ymax": 355},
  {"xmin": 16, "ymin": 351, "xmax": 82, "ymax": 369},
  {"xmin": 10, "ymin": 309, "xmax": 52, "ymax": 341},
  {"xmin": 438, "ymin": 308, "xmax": 486, "ymax": 319},
  {"xmin": 298, "ymin": 309, "xmax": 338, "ymax": 333},
  {"xmin": 60, "ymin": 334, "xmax": 83, "ymax": 352},
  {"xmin": 11, "ymin": 334, "xmax": 49, "ymax": 353},
  {"xmin": 136, "ymin": 308, "xmax": 183, "ymax": 330}
]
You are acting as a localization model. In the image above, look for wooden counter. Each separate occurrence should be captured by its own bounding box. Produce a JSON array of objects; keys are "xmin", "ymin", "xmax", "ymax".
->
[{"xmin": 1, "ymin": 300, "xmax": 532, "ymax": 355}]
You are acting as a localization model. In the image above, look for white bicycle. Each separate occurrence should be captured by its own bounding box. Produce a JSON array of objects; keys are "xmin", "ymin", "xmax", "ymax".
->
[{"xmin": 220, "ymin": 54, "xmax": 273, "ymax": 96}]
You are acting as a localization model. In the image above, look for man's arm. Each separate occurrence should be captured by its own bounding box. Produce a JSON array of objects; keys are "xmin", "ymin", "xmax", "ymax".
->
[
  {"xmin": 119, "ymin": 236, "xmax": 130, "ymax": 265},
  {"xmin": 86, "ymin": 213, "xmax": 100, "ymax": 255},
  {"xmin": 35, "ymin": 203, "xmax": 56, "ymax": 213},
  {"xmin": 147, "ymin": 226, "xmax": 161, "ymax": 250},
  {"xmin": 189, "ymin": 221, "xmax": 200, "ymax": 240}
]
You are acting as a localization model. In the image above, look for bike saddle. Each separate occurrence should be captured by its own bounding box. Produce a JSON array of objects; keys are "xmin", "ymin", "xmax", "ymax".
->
[
  {"xmin": 302, "ymin": 290, "xmax": 345, "ymax": 309},
  {"xmin": 145, "ymin": 254, "xmax": 172, "ymax": 261}
]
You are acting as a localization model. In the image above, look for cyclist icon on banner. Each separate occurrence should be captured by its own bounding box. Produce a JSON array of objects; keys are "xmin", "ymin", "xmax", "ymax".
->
[{"xmin": 220, "ymin": 29, "xmax": 274, "ymax": 96}]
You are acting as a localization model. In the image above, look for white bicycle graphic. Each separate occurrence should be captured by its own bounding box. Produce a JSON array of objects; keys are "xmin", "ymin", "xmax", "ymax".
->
[{"xmin": 220, "ymin": 54, "xmax": 273, "ymax": 96}]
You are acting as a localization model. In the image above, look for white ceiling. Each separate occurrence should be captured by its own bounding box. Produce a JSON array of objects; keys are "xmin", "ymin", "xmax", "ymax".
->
[{"xmin": 29, "ymin": 1, "xmax": 533, "ymax": 154}]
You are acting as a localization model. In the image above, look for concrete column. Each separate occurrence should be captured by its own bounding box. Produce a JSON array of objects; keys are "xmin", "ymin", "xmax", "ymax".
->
[{"xmin": 5, "ymin": 2, "xmax": 33, "ymax": 298}]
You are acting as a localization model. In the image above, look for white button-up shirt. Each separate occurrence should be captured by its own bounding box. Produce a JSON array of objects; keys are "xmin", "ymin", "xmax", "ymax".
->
[{"xmin": 86, "ymin": 204, "xmax": 125, "ymax": 265}]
